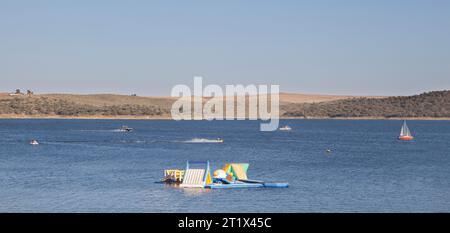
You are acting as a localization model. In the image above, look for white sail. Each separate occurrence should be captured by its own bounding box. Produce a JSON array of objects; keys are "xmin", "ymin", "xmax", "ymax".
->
[{"xmin": 400, "ymin": 121, "xmax": 411, "ymax": 137}]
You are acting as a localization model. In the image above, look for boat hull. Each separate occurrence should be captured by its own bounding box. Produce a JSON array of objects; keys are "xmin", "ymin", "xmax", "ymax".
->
[{"xmin": 398, "ymin": 136, "xmax": 414, "ymax": 141}]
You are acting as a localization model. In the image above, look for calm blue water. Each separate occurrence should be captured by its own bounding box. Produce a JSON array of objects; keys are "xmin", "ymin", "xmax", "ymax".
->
[{"xmin": 0, "ymin": 119, "xmax": 449, "ymax": 212}]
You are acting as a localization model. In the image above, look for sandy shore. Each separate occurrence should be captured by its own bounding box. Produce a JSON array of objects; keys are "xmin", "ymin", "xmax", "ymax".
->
[{"xmin": 1, "ymin": 114, "xmax": 449, "ymax": 121}]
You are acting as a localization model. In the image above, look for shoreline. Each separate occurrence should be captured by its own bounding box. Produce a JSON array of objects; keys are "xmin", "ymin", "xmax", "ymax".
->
[{"xmin": 1, "ymin": 114, "xmax": 449, "ymax": 121}]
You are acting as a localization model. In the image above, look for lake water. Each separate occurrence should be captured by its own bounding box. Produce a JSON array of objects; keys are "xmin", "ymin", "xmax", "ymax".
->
[{"xmin": 0, "ymin": 119, "xmax": 449, "ymax": 212}]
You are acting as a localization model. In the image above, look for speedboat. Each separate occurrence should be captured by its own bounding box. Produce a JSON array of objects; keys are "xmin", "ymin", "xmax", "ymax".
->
[
  {"xmin": 118, "ymin": 125, "xmax": 133, "ymax": 132},
  {"xmin": 30, "ymin": 139, "xmax": 39, "ymax": 145},
  {"xmin": 216, "ymin": 138, "xmax": 224, "ymax": 143},
  {"xmin": 279, "ymin": 125, "xmax": 292, "ymax": 131}
]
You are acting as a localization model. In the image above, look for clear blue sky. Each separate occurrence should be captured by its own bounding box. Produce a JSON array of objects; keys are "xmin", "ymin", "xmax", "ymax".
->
[{"xmin": 1, "ymin": 0, "xmax": 449, "ymax": 96}]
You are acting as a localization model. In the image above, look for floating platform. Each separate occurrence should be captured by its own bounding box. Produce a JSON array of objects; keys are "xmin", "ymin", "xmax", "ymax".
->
[
  {"xmin": 263, "ymin": 183, "xmax": 289, "ymax": 188},
  {"xmin": 206, "ymin": 183, "xmax": 263, "ymax": 189},
  {"xmin": 161, "ymin": 161, "xmax": 289, "ymax": 189},
  {"xmin": 206, "ymin": 182, "xmax": 289, "ymax": 189}
]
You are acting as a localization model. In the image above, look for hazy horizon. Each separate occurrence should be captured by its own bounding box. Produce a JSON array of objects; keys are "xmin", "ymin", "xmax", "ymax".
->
[{"xmin": 1, "ymin": 0, "xmax": 449, "ymax": 96}]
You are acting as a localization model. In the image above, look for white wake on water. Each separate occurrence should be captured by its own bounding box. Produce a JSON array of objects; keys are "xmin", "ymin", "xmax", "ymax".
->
[{"xmin": 183, "ymin": 138, "xmax": 224, "ymax": 143}]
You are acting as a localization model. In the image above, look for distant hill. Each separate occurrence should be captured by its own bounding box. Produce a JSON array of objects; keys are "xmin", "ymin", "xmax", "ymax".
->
[
  {"xmin": 0, "ymin": 91, "xmax": 448, "ymax": 119},
  {"xmin": 0, "ymin": 94, "xmax": 174, "ymax": 117},
  {"xmin": 0, "ymin": 92, "xmax": 359, "ymax": 118},
  {"xmin": 277, "ymin": 92, "xmax": 383, "ymax": 104},
  {"xmin": 282, "ymin": 90, "xmax": 450, "ymax": 118}
]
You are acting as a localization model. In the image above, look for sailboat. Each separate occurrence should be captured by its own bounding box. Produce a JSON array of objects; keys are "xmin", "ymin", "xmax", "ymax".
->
[{"xmin": 398, "ymin": 120, "xmax": 414, "ymax": 141}]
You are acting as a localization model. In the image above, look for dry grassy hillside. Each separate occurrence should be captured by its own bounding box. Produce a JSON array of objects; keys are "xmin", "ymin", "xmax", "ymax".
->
[
  {"xmin": 283, "ymin": 91, "xmax": 450, "ymax": 118},
  {"xmin": 1, "ymin": 91, "xmax": 448, "ymax": 119},
  {"xmin": 41, "ymin": 94, "xmax": 176, "ymax": 107},
  {"xmin": 278, "ymin": 92, "xmax": 373, "ymax": 104},
  {"xmin": 0, "ymin": 92, "xmax": 362, "ymax": 118},
  {"xmin": 0, "ymin": 92, "xmax": 362, "ymax": 106}
]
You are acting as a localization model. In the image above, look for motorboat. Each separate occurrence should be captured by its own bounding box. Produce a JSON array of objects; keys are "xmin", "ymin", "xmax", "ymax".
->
[
  {"xmin": 118, "ymin": 125, "xmax": 133, "ymax": 132},
  {"xmin": 30, "ymin": 139, "xmax": 39, "ymax": 145},
  {"xmin": 279, "ymin": 125, "xmax": 292, "ymax": 131}
]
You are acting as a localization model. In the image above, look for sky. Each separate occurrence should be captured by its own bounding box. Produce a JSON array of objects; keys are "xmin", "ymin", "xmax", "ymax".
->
[{"xmin": 1, "ymin": 0, "xmax": 449, "ymax": 96}]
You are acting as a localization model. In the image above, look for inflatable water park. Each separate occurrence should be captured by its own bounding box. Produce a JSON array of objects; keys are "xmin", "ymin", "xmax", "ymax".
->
[{"xmin": 160, "ymin": 161, "xmax": 289, "ymax": 189}]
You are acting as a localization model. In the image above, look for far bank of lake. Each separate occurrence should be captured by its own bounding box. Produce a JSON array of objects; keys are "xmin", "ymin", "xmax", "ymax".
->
[{"xmin": 0, "ymin": 114, "xmax": 449, "ymax": 121}]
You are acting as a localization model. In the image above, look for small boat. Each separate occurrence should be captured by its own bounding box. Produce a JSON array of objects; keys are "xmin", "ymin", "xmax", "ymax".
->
[
  {"xmin": 161, "ymin": 169, "xmax": 185, "ymax": 184},
  {"xmin": 30, "ymin": 139, "xmax": 39, "ymax": 145},
  {"xmin": 398, "ymin": 120, "xmax": 414, "ymax": 141},
  {"xmin": 279, "ymin": 125, "xmax": 292, "ymax": 131},
  {"xmin": 118, "ymin": 125, "xmax": 133, "ymax": 132},
  {"xmin": 216, "ymin": 138, "xmax": 224, "ymax": 143}
]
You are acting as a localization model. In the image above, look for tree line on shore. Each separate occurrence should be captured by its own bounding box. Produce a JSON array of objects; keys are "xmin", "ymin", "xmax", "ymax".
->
[{"xmin": 282, "ymin": 90, "xmax": 450, "ymax": 118}]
